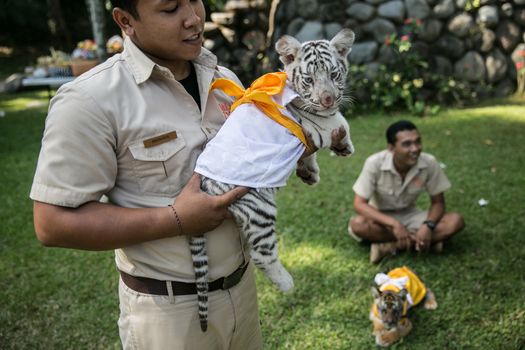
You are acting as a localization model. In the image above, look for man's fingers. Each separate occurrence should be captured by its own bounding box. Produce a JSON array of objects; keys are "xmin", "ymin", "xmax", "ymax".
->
[
  {"xmin": 217, "ymin": 186, "xmax": 250, "ymax": 207},
  {"xmin": 188, "ymin": 173, "xmax": 203, "ymax": 190}
]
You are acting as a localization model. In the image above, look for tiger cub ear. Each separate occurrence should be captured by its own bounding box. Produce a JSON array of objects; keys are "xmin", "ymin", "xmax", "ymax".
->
[
  {"xmin": 329, "ymin": 28, "xmax": 355, "ymax": 58},
  {"xmin": 371, "ymin": 286, "xmax": 381, "ymax": 300},
  {"xmin": 275, "ymin": 35, "xmax": 302, "ymax": 65}
]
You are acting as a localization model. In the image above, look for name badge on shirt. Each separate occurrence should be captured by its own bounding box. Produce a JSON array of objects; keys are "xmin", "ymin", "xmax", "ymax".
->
[{"xmin": 143, "ymin": 131, "xmax": 178, "ymax": 148}]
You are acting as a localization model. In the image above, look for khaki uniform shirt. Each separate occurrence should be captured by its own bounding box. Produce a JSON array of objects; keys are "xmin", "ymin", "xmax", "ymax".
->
[
  {"xmin": 30, "ymin": 37, "xmax": 245, "ymax": 282},
  {"xmin": 353, "ymin": 150, "xmax": 451, "ymax": 211}
]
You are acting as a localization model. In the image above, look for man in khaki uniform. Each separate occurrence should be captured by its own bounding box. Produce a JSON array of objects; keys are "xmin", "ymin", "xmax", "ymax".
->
[
  {"xmin": 30, "ymin": 1, "xmax": 261, "ymax": 348},
  {"xmin": 348, "ymin": 120, "xmax": 464, "ymax": 263}
]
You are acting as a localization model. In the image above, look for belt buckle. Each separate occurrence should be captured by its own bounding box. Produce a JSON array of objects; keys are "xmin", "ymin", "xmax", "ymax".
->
[{"xmin": 222, "ymin": 264, "xmax": 245, "ymax": 290}]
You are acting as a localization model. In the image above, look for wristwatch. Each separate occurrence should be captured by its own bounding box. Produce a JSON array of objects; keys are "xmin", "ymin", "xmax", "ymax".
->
[{"xmin": 423, "ymin": 220, "xmax": 437, "ymax": 231}]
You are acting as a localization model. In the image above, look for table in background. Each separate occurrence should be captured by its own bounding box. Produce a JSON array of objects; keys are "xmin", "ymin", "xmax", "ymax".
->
[{"xmin": 21, "ymin": 76, "xmax": 75, "ymax": 99}]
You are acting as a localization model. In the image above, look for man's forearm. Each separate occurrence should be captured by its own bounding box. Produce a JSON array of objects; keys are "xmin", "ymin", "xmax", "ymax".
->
[
  {"xmin": 427, "ymin": 194, "xmax": 446, "ymax": 223},
  {"xmin": 426, "ymin": 202, "xmax": 445, "ymax": 223},
  {"xmin": 354, "ymin": 201, "xmax": 397, "ymax": 229},
  {"xmin": 33, "ymin": 201, "xmax": 178, "ymax": 250}
]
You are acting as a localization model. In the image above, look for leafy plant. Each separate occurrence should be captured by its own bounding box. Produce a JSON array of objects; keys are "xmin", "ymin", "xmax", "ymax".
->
[
  {"xmin": 347, "ymin": 19, "xmax": 475, "ymax": 116},
  {"xmin": 515, "ymin": 49, "xmax": 525, "ymax": 96},
  {"xmin": 464, "ymin": 0, "xmax": 482, "ymax": 12}
]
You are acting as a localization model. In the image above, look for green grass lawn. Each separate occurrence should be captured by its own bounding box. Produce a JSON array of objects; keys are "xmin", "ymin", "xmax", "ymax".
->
[{"xmin": 1, "ymin": 89, "xmax": 524, "ymax": 349}]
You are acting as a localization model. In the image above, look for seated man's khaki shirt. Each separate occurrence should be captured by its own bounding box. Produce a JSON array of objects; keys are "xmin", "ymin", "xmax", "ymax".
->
[
  {"xmin": 30, "ymin": 37, "xmax": 246, "ymax": 282},
  {"xmin": 352, "ymin": 150, "xmax": 451, "ymax": 211}
]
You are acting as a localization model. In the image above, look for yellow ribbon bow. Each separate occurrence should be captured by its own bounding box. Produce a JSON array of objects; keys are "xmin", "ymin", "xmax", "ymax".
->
[{"xmin": 210, "ymin": 72, "xmax": 309, "ymax": 148}]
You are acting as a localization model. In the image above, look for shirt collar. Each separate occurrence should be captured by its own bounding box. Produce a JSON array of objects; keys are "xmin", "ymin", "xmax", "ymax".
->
[
  {"xmin": 380, "ymin": 150, "xmax": 428, "ymax": 173},
  {"xmin": 122, "ymin": 36, "xmax": 218, "ymax": 85}
]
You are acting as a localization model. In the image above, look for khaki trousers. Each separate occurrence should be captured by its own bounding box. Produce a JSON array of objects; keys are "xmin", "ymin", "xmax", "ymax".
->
[{"xmin": 118, "ymin": 263, "xmax": 262, "ymax": 350}]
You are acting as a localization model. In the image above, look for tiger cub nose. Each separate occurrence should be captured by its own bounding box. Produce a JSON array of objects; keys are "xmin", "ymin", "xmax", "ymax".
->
[{"xmin": 320, "ymin": 93, "xmax": 334, "ymax": 108}]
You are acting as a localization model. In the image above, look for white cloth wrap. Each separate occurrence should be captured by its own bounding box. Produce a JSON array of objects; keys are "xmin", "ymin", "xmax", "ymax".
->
[{"xmin": 195, "ymin": 85, "xmax": 305, "ymax": 188}]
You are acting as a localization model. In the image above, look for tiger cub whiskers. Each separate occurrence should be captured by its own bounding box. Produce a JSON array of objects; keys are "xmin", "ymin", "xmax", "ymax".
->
[{"xmin": 191, "ymin": 28, "xmax": 356, "ymax": 332}]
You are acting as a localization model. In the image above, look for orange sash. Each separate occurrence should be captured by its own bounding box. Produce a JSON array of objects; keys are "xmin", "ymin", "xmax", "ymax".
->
[{"xmin": 210, "ymin": 72, "xmax": 309, "ymax": 148}]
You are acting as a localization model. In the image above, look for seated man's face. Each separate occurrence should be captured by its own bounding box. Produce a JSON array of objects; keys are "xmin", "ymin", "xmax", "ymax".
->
[{"xmin": 390, "ymin": 129, "xmax": 422, "ymax": 168}]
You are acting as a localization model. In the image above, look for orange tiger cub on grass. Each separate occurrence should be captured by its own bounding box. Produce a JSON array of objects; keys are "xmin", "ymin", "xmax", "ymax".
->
[{"xmin": 370, "ymin": 266, "xmax": 438, "ymax": 347}]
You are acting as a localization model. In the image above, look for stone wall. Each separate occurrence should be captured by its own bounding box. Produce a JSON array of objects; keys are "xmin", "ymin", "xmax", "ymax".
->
[
  {"xmin": 207, "ymin": 0, "xmax": 525, "ymax": 97},
  {"xmin": 204, "ymin": 0, "xmax": 270, "ymax": 85}
]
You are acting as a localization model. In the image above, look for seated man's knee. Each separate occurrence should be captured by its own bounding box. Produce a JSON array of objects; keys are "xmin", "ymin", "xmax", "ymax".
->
[
  {"xmin": 350, "ymin": 216, "xmax": 368, "ymax": 235},
  {"xmin": 443, "ymin": 212, "xmax": 464, "ymax": 236},
  {"xmin": 451, "ymin": 212, "xmax": 465, "ymax": 232}
]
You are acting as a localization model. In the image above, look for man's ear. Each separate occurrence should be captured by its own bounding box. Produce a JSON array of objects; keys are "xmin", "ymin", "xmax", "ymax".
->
[
  {"xmin": 112, "ymin": 8, "xmax": 135, "ymax": 37},
  {"xmin": 387, "ymin": 143, "xmax": 394, "ymax": 151}
]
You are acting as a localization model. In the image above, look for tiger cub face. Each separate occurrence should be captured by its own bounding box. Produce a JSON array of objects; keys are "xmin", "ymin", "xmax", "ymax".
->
[
  {"xmin": 371, "ymin": 286, "xmax": 408, "ymax": 330},
  {"xmin": 275, "ymin": 29, "xmax": 355, "ymax": 114}
]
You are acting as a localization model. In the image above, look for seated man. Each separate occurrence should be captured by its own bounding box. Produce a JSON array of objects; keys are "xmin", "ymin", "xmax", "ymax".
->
[{"xmin": 348, "ymin": 120, "xmax": 464, "ymax": 263}]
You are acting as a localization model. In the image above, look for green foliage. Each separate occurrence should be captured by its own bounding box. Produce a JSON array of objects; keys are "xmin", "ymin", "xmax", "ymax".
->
[
  {"xmin": 0, "ymin": 1, "xmax": 117, "ymax": 52},
  {"xmin": 207, "ymin": 0, "xmax": 228, "ymax": 12},
  {"xmin": 348, "ymin": 20, "xmax": 475, "ymax": 116},
  {"xmin": 515, "ymin": 50, "xmax": 525, "ymax": 96},
  {"xmin": 464, "ymin": 0, "xmax": 482, "ymax": 12},
  {"xmin": 0, "ymin": 87, "xmax": 524, "ymax": 348},
  {"xmin": 0, "ymin": 0, "xmax": 50, "ymax": 46}
]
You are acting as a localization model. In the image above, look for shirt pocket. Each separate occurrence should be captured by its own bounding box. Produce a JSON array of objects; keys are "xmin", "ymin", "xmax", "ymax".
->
[
  {"xmin": 128, "ymin": 131, "xmax": 186, "ymax": 197},
  {"xmin": 376, "ymin": 176, "xmax": 395, "ymax": 197},
  {"xmin": 375, "ymin": 177, "xmax": 397, "ymax": 209}
]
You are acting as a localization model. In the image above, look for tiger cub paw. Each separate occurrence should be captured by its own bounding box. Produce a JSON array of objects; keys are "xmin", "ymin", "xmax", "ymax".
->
[
  {"xmin": 296, "ymin": 160, "xmax": 320, "ymax": 185},
  {"xmin": 266, "ymin": 263, "xmax": 295, "ymax": 293},
  {"xmin": 330, "ymin": 139, "xmax": 354, "ymax": 157},
  {"xmin": 330, "ymin": 127, "xmax": 354, "ymax": 157},
  {"xmin": 375, "ymin": 328, "xmax": 401, "ymax": 347},
  {"xmin": 423, "ymin": 290, "xmax": 438, "ymax": 310}
]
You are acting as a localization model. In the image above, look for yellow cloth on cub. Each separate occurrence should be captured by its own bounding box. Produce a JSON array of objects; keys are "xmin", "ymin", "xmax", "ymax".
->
[
  {"xmin": 381, "ymin": 266, "xmax": 427, "ymax": 307},
  {"xmin": 210, "ymin": 72, "xmax": 309, "ymax": 148},
  {"xmin": 371, "ymin": 266, "xmax": 428, "ymax": 319}
]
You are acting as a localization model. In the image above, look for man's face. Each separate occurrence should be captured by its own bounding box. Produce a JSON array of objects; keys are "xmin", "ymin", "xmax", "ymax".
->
[
  {"xmin": 389, "ymin": 129, "xmax": 422, "ymax": 168},
  {"xmin": 126, "ymin": 0, "xmax": 205, "ymax": 65}
]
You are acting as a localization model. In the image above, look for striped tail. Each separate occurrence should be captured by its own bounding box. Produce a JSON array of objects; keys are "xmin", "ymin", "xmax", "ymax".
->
[{"xmin": 189, "ymin": 235, "xmax": 209, "ymax": 332}]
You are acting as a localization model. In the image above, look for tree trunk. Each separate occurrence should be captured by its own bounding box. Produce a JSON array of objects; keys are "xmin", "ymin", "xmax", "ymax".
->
[
  {"xmin": 47, "ymin": 0, "xmax": 73, "ymax": 49},
  {"xmin": 85, "ymin": 0, "xmax": 106, "ymax": 59}
]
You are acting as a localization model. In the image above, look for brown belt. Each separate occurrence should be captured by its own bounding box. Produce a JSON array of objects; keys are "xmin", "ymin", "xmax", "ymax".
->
[{"xmin": 119, "ymin": 263, "xmax": 249, "ymax": 296}]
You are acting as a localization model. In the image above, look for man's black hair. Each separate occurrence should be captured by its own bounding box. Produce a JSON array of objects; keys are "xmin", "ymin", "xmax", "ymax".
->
[
  {"xmin": 386, "ymin": 120, "xmax": 417, "ymax": 145},
  {"xmin": 112, "ymin": 0, "xmax": 139, "ymax": 19}
]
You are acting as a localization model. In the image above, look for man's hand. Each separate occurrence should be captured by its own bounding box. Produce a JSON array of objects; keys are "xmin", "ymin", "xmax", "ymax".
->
[
  {"xmin": 330, "ymin": 126, "xmax": 353, "ymax": 156},
  {"xmin": 390, "ymin": 220, "xmax": 413, "ymax": 251},
  {"xmin": 415, "ymin": 225, "xmax": 432, "ymax": 252},
  {"xmin": 173, "ymin": 173, "xmax": 249, "ymax": 236}
]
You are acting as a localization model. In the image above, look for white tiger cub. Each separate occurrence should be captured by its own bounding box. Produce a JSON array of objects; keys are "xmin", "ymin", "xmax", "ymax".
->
[{"xmin": 191, "ymin": 29, "xmax": 356, "ymax": 331}]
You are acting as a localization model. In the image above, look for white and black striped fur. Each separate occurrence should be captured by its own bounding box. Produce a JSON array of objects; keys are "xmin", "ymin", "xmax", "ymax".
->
[{"xmin": 190, "ymin": 29, "xmax": 356, "ymax": 332}]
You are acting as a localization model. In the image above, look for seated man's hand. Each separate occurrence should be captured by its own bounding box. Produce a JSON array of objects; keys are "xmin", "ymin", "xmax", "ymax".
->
[
  {"xmin": 391, "ymin": 221, "xmax": 412, "ymax": 251},
  {"xmin": 173, "ymin": 173, "xmax": 249, "ymax": 236},
  {"xmin": 415, "ymin": 225, "xmax": 432, "ymax": 252}
]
